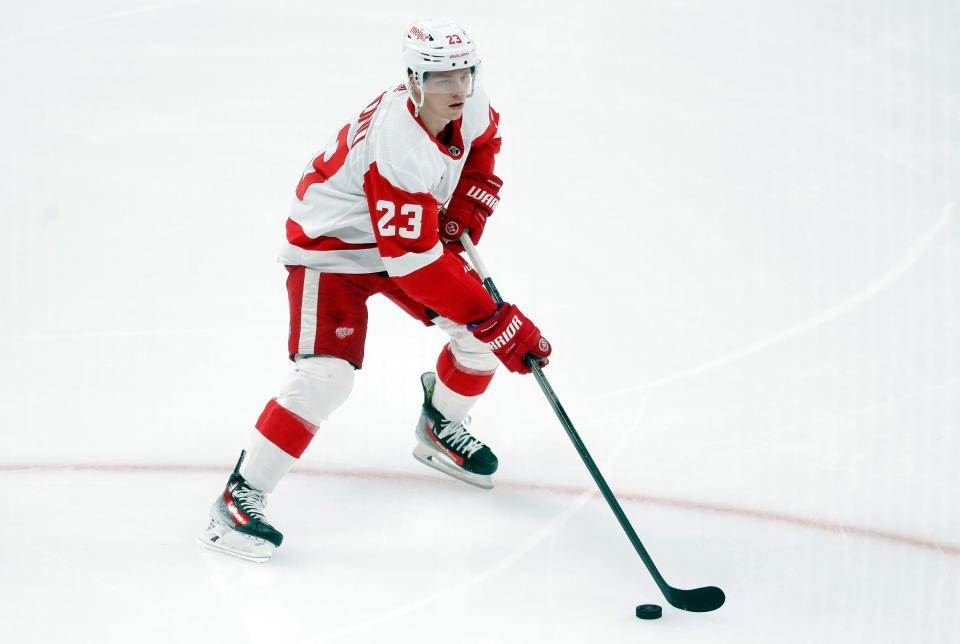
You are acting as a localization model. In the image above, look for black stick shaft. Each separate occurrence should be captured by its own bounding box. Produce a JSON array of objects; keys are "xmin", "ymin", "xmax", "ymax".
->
[
  {"xmin": 461, "ymin": 238, "xmax": 668, "ymax": 591},
  {"xmin": 481, "ymin": 277, "xmax": 502, "ymax": 305},
  {"xmin": 458, "ymin": 235, "xmax": 724, "ymax": 613},
  {"xmin": 527, "ymin": 360, "xmax": 670, "ymax": 593}
]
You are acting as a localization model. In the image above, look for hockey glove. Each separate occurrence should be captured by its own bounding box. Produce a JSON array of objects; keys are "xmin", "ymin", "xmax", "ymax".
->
[
  {"xmin": 470, "ymin": 303, "xmax": 551, "ymax": 374},
  {"xmin": 439, "ymin": 172, "xmax": 502, "ymax": 252}
]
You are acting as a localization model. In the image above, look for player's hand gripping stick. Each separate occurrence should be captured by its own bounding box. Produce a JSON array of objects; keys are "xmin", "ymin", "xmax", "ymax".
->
[
  {"xmin": 470, "ymin": 303, "xmax": 551, "ymax": 374},
  {"xmin": 459, "ymin": 234, "xmax": 726, "ymax": 614},
  {"xmin": 440, "ymin": 172, "xmax": 502, "ymax": 253}
]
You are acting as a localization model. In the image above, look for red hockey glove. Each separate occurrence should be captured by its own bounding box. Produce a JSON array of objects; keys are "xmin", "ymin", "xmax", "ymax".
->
[
  {"xmin": 470, "ymin": 303, "xmax": 551, "ymax": 374},
  {"xmin": 440, "ymin": 172, "xmax": 502, "ymax": 252}
]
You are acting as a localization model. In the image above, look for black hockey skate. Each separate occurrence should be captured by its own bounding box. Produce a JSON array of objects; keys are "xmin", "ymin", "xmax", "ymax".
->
[
  {"xmin": 412, "ymin": 372, "xmax": 498, "ymax": 489},
  {"xmin": 197, "ymin": 450, "xmax": 283, "ymax": 562}
]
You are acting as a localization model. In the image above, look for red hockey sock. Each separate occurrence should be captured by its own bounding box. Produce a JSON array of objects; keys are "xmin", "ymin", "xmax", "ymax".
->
[
  {"xmin": 255, "ymin": 399, "xmax": 319, "ymax": 458},
  {"xmin": 436, "ymin": 344, "xmax": 495, "ymax": 397},
  {"xmin": 433, "ymin": 345, "xmax": 495, "ymax": 420}
]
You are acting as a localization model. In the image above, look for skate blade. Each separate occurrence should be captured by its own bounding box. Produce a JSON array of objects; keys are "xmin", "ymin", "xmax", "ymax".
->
[
  {"xmin": 197, "ymin": 517, "xmax": 274, "ymax": 563},
  {"xmin": 412, "ymin": 443, "xmax": 494, "ymax": 490},
  {"xmin": 197, "ymin": 536, "xmax": 273, "ymax": 563}
]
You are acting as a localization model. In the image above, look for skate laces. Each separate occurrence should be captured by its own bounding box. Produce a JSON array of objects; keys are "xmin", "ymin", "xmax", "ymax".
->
[
  {"xmin": 233, "ymin": 484, "xmax": 267, "ymax": 521},
  {"xmin": 436, "ymin": 416, "xmax": 484, "ymax": 457}
]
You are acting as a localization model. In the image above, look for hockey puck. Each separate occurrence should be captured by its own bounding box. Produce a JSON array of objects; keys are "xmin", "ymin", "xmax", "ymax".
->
[{"xmin": 635, "ymin": 604, "xmax": 662, "ymax": 620}]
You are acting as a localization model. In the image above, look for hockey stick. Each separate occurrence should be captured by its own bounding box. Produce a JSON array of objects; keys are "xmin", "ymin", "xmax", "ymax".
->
[{"xmin": 460, "ymin": 235, "xmax": 725, "ymax": 613}]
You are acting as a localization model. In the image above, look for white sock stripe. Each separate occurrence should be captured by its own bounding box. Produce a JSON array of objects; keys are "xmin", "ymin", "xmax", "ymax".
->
[
  {"xmin": 240, "ymin": 430, "xmax": 297, "ymax": 493},
  {"xmin": 277, "ymin": 356, "xmax": 355, "ymax": 426},
  {"xmin": 448, "ymin": 346, "xmax": 498, "ymax": 375},
  {"xmin": 298, "ymin": 268, "xmax": 321, "ymax": 355},
  {"xmin": 433, "ymin": 317, "xmax": 500, "ymax": 372},
  {"xmin": 432, "ymin": 377, "xmax": 479, "ymax": 423},
  {"xmin": 445, "ymin": 345, "xmax": 497, "ymax": 376}
]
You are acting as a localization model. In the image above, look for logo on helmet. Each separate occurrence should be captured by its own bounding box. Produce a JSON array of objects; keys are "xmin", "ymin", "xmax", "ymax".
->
[{"xmin": 409, "ymin": 27, "xmax": 431, "ymax": 42}]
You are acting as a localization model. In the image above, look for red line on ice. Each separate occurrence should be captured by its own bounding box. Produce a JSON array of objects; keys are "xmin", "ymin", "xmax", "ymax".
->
[{"xmin": 1, "ymin": 461, "xmax": 957, "ymax": 557}]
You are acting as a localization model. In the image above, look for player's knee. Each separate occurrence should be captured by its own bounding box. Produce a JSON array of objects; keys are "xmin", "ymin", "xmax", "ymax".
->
[
  {"xmin": 449, "ymin": 329, "xmax": 499, "ymax": 373},
  {"xmin": 276, "ymin": 356, "xmax": 355, "ymax": 426}
]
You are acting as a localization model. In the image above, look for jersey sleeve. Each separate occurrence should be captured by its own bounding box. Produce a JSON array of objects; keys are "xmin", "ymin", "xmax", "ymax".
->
[
  {"xmin": 463, "ymin": 104, "xmax": 501, "ymax": 177},
  {"xmin": 362, "ymin": 160, "xmax": 496, "ymax": 325},
  {"xmin": 363, "ymin": 160, "xmax": 441, "ymax": 275}
]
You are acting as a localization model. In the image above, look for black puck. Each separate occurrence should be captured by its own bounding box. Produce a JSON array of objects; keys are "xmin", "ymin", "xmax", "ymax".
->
[{"xmin": 635, "ymin": 604, "xmax": 662, "ymax": 620}]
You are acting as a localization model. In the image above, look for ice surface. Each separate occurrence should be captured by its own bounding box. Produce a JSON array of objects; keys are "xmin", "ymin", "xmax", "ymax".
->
[{"xmin": 1, "ymin": 1, "xmax": 958, "ymax": 642}]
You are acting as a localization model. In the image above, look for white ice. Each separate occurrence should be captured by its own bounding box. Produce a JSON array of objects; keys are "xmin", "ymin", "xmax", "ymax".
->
[{"xmin": 1, "ymin": 1, "xmax": 958, "ymax": 642}]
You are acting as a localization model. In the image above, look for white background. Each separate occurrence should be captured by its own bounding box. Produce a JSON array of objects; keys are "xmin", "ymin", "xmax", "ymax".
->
[{"xmin": 1, "ymin": 1, "xmax": 957, "ymax": 642}]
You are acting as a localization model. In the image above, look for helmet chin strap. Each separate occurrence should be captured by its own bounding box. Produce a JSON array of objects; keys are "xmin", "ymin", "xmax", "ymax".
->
[{"xmin": 409, "ymin": 76, "xmax": 426, "ymax": 117}]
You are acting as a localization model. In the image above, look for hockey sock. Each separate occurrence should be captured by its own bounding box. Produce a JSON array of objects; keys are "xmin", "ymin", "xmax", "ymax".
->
[
  {"xmin": 239, "ymin": 424, "xmax": 299, "ymax": 493},
  {"xmin": 239, "ymin": 356, "xmax": 355, "ymax": 492},
  {"xmin": 239, "ymin": 400, "xmax": 318, "ymax": 492},
  {"xmin": 433, "ymin": 344, "xmax": 495, "ymax": 421}
]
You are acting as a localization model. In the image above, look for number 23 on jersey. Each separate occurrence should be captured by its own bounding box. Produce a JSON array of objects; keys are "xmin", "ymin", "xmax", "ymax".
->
[{"xmin": 376, "ymin": 201, "xmax": 423, "ymax": 239}]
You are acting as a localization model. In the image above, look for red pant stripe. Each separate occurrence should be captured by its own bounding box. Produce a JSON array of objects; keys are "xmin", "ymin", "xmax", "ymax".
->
[
  {"xmin": 255, "ymin": 399, "xmax": 319, "ymax": 458},
  {"xmin": 286, "ymin": 267, "xmax": 306, "ymax": 357},
  {"xmin": 436, "ymin": 345, "xmax": 495, "ymax": 397}
]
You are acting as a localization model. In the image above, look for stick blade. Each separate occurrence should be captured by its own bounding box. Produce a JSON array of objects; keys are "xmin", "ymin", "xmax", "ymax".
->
[{"xmin": 665, "ymin": 585, "xmax": 726, "ymax": 612}]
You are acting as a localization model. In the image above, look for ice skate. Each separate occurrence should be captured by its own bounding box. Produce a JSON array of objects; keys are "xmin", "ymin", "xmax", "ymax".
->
[
  {"xmin": 197, "ymin": 451, "xmax": 283, "ymax": 562},
  {"xmin": 412, "ymin": 372, "xmax": 498, "ymax": 489}
]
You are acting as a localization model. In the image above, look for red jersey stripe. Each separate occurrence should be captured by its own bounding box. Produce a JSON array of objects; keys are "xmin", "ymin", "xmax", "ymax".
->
[
  {"xmin": 285, "ymin": 219, "xmax": 378, "ymax": 252},
  {"xmin": 296, "ymin": 123, "xmax": 351, "ymax": 200}
]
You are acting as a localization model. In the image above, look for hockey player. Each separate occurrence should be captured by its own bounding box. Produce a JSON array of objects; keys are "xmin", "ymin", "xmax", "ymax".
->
[{"xmin": 198, "ymin": 19, "xmax": 552, "ymax": 562}]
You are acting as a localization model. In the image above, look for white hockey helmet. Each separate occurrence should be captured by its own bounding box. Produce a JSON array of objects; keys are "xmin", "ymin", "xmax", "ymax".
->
[{"xmin": 403, "ymin": 19, "xmax": 480, "ymax": 112}]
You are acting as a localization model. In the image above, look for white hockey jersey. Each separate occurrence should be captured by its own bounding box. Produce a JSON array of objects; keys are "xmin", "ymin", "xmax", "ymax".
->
[{"xmin": 279, "ymin": 83, "xmax": 501, "ymax": 278}]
